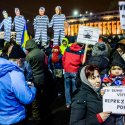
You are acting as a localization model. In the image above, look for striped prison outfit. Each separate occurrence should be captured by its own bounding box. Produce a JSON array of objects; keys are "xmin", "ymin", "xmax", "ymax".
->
[
  {"xmin": 34, "ymin": 15, "xmax": 49, "ymax": 45},
  {"xmin": 49, "ymin": 14, "xmax": 66, "ymax": 46},
  {"xmin": 0, "ymin": 17, "xmax": 12, "ymax": 42},
  {"xmin": 14, "ymin": 15, "xmax": 26, "ymax": 45}
]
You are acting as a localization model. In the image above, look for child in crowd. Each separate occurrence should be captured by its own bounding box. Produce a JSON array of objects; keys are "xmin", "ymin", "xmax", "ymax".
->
[
  {"xmin": 48, "ymin": 45, "xmax": 63, "ymax": 96},
  {"xmin": 102, "ymin": 58, "xmax": 125, "ymax": 125},
  {"xmin": 60, "ymin": 38, "xmax": 69, "ymax": 55}
]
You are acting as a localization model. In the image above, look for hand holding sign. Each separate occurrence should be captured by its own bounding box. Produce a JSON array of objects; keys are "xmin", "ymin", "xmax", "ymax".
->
[
  {"xmin": 103, "ymin": 86, "xmax": 125, "ymax": 114},
  {"xmin": 98, "ymin": 112, "xmax": 112, "ymax": 122}
]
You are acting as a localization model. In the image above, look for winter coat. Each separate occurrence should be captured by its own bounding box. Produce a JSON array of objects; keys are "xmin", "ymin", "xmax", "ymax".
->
[
  {"xmin": 62, "ymin": 43, "xmax": 84, "ymax": 73},
  {"xmin": 0, "ymin": 58, "xmax": 36, "ymax": 124},
  {"xmin": 48, "ymin": 53, "xmax": 63, "ymax": 70},
  {"xmin": 70, "ymin": 66, "xmax": 115, "ymax": 125},
  {"xmin": 25, "ymin": 40, "xmax": 45, "ymax": 85},
  {"xmin": 60, "ymin": 38, "xmax": 69, "ymax": 55}
]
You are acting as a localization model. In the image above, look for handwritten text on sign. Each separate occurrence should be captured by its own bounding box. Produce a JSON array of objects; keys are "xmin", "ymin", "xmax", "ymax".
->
[{"xmin": 103, "ymin": 86, "xmax": 125, "ymax": 114}]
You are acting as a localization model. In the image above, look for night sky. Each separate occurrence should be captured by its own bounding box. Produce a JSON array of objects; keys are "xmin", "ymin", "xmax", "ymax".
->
[
  {"xmin": 0, "ymin": 0, "xmax": 119, "ymax": 18},
  {"xmin": 0, "ymin": 0, "xmax": 119, "ymax": 33}
]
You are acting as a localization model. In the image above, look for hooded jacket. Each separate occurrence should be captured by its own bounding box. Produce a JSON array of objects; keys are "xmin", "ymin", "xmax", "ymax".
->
[
  {"xmin": 0, "ymin": 58, "xmax": 36, "ymax": 124},
  {"xmin": 25, "ymin": 40, "xmax": 45, "ymax": 85},
  {"xmin": 70, "ymin": 66, "xmax": 115, "ymax": 125},
  {"xmin": 62, "ymin": 43, "xmax": 84, "ymax": 73},
  {"xmin": 60, "ymin": 38, "xmax": 69, "ymax": 55}
]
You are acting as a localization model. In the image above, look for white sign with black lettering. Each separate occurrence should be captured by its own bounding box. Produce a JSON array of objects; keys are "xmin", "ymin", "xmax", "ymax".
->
[
  {"xmin": 103, "ymin": 86, "xmax": 125, "ymax": 114},
  {"xmin": 77, "ymin": 26, "xmax": 100, "ymax": 45},
  {"xmin": 119, "ymin": 1, "xmax": 125, "ymax": 29}
]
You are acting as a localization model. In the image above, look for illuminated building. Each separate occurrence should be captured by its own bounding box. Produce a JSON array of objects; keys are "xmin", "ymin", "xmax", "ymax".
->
[{"xmin": 65, "ymin": 10, "xmax": 124, "ymax": 36}]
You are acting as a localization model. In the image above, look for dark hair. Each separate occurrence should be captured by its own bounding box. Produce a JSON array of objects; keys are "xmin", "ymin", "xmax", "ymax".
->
[{"xmin": 85, "ymin": 65, "xmax": 100, "ymax": 79}]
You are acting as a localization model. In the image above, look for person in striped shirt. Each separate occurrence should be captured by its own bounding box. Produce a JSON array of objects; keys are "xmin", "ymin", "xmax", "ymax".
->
[
  {"xmin": 34, "ymin": 7, "xmax": 49, "ymax": 47},
  {"xmin": 13, "ymin": 8, "xmax": 26, "ymax": 45},
  {"xmin": 49, "ymin": 6, "xmax": 66, "ymax": 46},
  {"xmin": 0, "ymin": 10, "xmax": 12, "ymax": 42}
]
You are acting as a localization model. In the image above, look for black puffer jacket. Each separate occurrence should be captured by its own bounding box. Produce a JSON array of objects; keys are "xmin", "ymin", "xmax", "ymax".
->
[{"xmin": 70, "ymin": 66, "xmax": 115, "ymax": 125}]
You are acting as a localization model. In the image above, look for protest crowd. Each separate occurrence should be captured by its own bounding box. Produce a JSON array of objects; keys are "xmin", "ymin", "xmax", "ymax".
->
[{"xmin": 0, "ymin": 3, "xmax": 125, "ymax": 125}]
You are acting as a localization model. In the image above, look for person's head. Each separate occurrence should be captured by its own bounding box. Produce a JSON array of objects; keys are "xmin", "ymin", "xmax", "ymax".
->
[
  {"xmin": 107, "ymin": 36, "xmax": 113, "ymax": 43},
  {"xmin": 8, "ymin": 45, "xmax": 26, "ymax": 67},
  {"xmin": 52, "ymin": 45, "xmax": 60, "ymax": 53},
  {"xmin": 110, "ymin": 66, "xmax": 124, "ymax": 76},
  {"xmin": 116, "ymin": 39, "xmax": 125, "ymax": 61},
  {"xmin": 25, "ymin": 39, "xmax": 38, "ymax": 52},
  {"xmin": 52, "ymin": 45, "xmax": 60, "ymax": 63},
  {"xmin": 80, "ymin": 65, "xmax": 101, "ymax": 92},
  {"xmin": 55, "ymin": 6, "xmax": 61, "ymax": 15},
  {"xmin": 62, "ymin": 38, "xmax": 69, "ymax": 46},
  {"xmin": 15, "ymin": 8, "xmax": 20, "ymax": 16},
  {"xmin": 39, "ymin": 7, "xmax": 45, "ymax": 16},
  {"xmin": 85, "ymin": 65, "xmax": 101, "ymax": 90},
  {"xmin": 115, "ymin": 40, "xmax": 125, "ymax": 55},
  {"xmin": 2, "ymin": 10, "xmax": 8, "ymax": 19}
]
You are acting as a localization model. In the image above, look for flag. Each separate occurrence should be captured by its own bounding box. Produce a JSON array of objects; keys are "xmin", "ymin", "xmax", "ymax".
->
[{"xmin": 21, "ymin": 22, "xmax": 29, "ymax": 48}]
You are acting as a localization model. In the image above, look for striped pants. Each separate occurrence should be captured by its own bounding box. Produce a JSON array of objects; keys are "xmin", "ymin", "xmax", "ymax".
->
[
  {"xmin": 16, "ymin": 31, "xmax": 23, "ymax": 45},
  {"xmin": 53, "ymin": 30, "xmax": 65, "ymax": 46},
  {"xmin": 35, "ymin": 29, "xmax": 47, "ymax": 44},
  {"xmin": 4, "ymin": 29, "xmax": 11, "ymax": 42}
]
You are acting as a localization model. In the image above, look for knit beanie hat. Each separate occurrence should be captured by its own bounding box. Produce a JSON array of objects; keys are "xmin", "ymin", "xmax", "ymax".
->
[
  {"xmin": 53, "ymin": 45, "xmax": 60, "ymax": 50},
  {"xmin": 110, "ymin": 52, "xmax": 125, "ymax": 70},
  {"xmin": 92, "ymin": 42, "xmax": 108, "ymax": 57},
  {"xmin": 9, "ymin": 45, "xmax": 26, "ymax": 59},
  {"xmin": 110, "ymin": 56, "xmax": 125, "ymax": 71}
]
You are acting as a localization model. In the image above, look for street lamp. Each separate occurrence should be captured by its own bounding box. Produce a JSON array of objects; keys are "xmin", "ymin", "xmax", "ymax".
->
[
  {"xmin": 90, "ymin": 12, "xmax": 93, "ymax": 16},
  {"xmin": 85, "ymin": 11, "xmax": 88, "ymax": 14},
  {"xmin": 73, "ymin": 10, "xmax": 79, "ymax": 16}
]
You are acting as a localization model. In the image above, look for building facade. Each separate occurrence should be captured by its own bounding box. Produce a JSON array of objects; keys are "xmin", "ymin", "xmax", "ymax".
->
[{"xmin": 65, "ymin": 10, "xmax": 124, "ymax": 36}]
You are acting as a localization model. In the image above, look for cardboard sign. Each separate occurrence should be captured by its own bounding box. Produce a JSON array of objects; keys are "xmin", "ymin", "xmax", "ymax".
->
[
  {"xmin": 103, "ymin": 86, "xmax": 125, "ymax": 114},
  {"xmin": 77, "ymin": 26, "xmax": 100, "ymax": 45},
  {"xmin": 119, "ymin": 1, "xmax": 125, "ymax": 29}
]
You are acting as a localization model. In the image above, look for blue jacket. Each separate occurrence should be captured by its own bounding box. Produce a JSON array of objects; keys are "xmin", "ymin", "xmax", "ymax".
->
[
  {"xmin": 0, "ymin": 58, "xmax": 36, "ymax": 124},
  {"xmin": 48, "ymin": 54, "xmax": 63, "ymax": 70}
]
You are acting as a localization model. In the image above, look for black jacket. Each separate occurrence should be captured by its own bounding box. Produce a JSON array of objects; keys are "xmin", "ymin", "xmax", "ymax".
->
[{"xmin": 70, "ymin": 83, "xmax": 115, "ymax": 125}]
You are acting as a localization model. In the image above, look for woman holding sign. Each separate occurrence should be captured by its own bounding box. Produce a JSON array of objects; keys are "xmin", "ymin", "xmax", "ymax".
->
[{"xmin": 70, "ymin": 65, "xmax": 115, "ymax": 125}]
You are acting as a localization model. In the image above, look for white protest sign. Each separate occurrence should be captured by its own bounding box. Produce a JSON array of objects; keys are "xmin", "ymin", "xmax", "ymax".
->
[
  {"xmin": 77, "ymin": 26, "xmax": 100, "ymax": 45},
  {"xmin": 103, "ymin": 86, "xmax": 125, "ymax": 114},
  {"xmin": 119, "ymin": 1, "xmax": 125, "ymax": 29}
]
